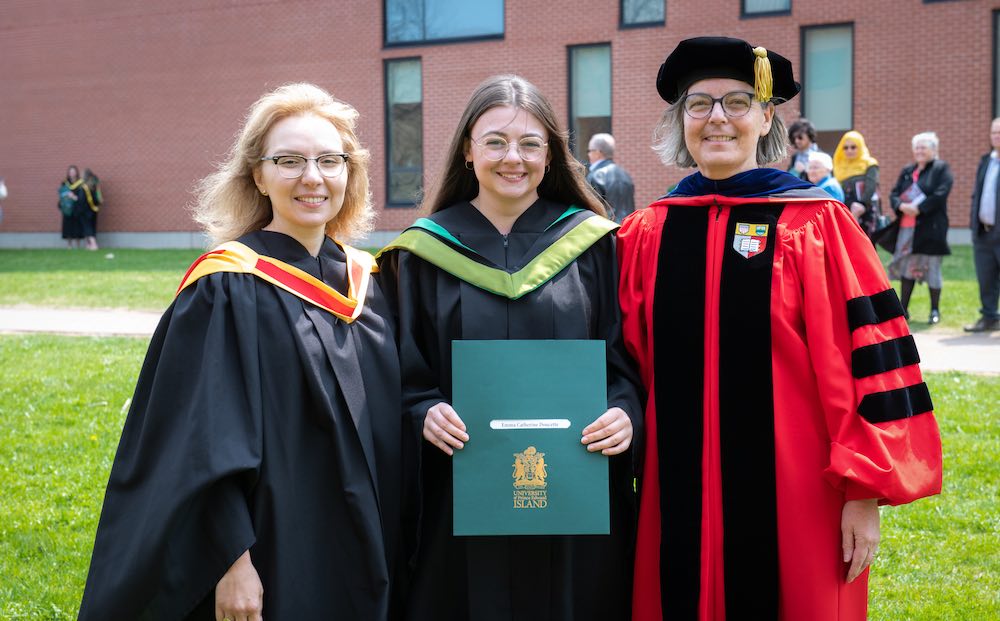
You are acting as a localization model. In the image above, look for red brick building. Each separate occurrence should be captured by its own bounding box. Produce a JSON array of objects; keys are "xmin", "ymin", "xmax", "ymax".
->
[{"xmin": 2, "ymin": 0, "xmax": 998, "ymax": 247}]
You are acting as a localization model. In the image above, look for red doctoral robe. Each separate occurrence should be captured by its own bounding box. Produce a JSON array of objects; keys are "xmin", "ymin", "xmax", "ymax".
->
[{"xmin": 617, "ymin": 174, "xmax": 942, "ymax": 621}]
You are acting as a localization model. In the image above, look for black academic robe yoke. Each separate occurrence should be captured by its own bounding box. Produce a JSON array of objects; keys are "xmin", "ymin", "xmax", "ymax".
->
[
  {"xmin": 79, "ymin": 231, "xmax": 404, "ymax": 620},
  {"xmin": 379, "ymin": 200, "xmax": 643, "ymax": 621}
]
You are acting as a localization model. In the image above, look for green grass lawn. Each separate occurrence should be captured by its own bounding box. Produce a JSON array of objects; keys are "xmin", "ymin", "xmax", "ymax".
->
[
  {"xmin": 0, "ymin": 334, "xmax": 996, "ymax": 618},
  {"xmin": 0, "ymin": 246, "xmax": 380, "ymax": 313},
  {"xmin": 0, "ymin": 249, "xmax": 203, "ymax": 311}
]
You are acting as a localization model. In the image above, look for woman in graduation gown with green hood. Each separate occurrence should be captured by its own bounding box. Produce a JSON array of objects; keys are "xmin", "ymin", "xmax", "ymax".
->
[
  {"xmin": 79, "ymin": 83, "xmax": 405, "ymax": 620},
  {"xmin": 378, "ymin": 75, "xmax": 643, "ymax": 621},
  {"xmin": 618, "ymin": 37, "xmax": 942, "ymax": 620}
]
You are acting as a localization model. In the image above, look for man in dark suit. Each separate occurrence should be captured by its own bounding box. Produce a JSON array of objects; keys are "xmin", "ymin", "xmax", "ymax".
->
[
  {"xmin": 586, "ymin": 133, "xmax": 635, "ymax": 223},
  {"xmin": 965, "ymin": 117, "xmax": 1000, "ymax": 332}
]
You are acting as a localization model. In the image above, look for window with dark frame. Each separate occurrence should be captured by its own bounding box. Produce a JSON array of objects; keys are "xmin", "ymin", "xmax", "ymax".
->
[
  {"xmin": 742, "ymin": 0, "xmax": 791, "ymax": 17},
  {"xmin": 801, "ymin": 24, "xmax": 853, "ymax": 153},
  {"xmin": 385, "ymin": 0, "xmax": 503, "ymax": 45},
  {"xmin": 569, "ymin": 44, "xmax": 612, "ymax": 162},
  {"xmin": 621, "ymin": 0, "xmax": 665, "ymax": 27},
  {"xmin": 385, "ymin": 58, "xmax": 423, "ymax": 207}
]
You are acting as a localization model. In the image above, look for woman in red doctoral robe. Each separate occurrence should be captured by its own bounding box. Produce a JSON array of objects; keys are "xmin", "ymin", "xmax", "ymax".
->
[{"xmin": 618, "ymin": 36, "xmax": 942, "ymax": 621}]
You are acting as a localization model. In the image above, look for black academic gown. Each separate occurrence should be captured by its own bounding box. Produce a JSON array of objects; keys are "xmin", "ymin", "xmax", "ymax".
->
[
  {"xmin": 379, "ymin": 200, "xmax": 643, "ymax": 621},
  {"xmin": 79, "ymin": 230, "xmax": 404, "ymax": 620}
]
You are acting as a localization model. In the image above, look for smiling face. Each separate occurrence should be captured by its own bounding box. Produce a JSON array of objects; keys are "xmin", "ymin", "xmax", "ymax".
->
[
  {"xmin": 683, "ymin": 78, "xmax": 774, "ymax": 180},
  {"xmin": 464, "ymin": 105, "xmax": 549, "ymax": 217},
  {"xmin": 252, "ymin": 113, "xmax": 347, "ymax": 244}
]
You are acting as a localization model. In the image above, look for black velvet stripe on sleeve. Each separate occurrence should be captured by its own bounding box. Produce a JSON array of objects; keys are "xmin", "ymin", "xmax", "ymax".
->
[
  {"xmin": 851, "ymin": 335, "xmax": 920, "ymax": 379},
  {"xmin": 847, "ymin": 289, "xmax": 906, "ymax": 331},
  {"xmin": 653, "ymin": 206, "xmax": 707, "ymax": 618},
  {"xmin": 858, "ymin": 383, "xmax": 934, "ymax": 423},
  {"xmin": 718, "ymin": 203, "xmax": 783, "ymax": 618}
]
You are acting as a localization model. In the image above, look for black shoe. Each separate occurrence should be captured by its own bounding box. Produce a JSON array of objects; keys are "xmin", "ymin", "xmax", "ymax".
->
[
  {"xmin": 929, "ymin": 310, "xmax": 940, "ymax": 325},
  {"xmin": 964, "ymin": 317, "xmax": 1000, "ymax": 332}
]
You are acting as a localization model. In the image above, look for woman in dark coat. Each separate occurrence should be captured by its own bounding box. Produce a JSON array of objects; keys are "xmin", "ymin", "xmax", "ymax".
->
[{"xmin": 886, "ymin": 131, "xmax": 953, "ymax": 324}]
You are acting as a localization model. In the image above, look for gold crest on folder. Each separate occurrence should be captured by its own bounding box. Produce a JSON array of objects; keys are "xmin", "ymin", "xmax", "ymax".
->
[{"xmin": 512, "ymin": 446, "xmax": 548, "ymax": 509}]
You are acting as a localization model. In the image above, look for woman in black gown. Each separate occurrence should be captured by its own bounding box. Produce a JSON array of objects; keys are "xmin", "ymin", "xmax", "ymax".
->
[
  {"xmin": 378, "ymin": 75, "xmax": 643, "ymax": 621},
  {"xmin": 80, "ymin": 83, "xmax": 405, "ymax": 621}
]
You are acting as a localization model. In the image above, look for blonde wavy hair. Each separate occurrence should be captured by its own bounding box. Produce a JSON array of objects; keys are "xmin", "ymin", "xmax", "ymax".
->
[{"xmin": 192, "ymin": 83, "xmax": 372, "ymax": 245}]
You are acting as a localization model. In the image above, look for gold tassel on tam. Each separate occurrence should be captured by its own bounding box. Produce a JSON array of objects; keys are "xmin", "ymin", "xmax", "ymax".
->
[{"xmin": 753, "ymin": 46, "xmax": 773, "ymax": 102}]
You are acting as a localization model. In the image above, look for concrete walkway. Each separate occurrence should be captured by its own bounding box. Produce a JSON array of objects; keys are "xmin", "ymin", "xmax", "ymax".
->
[{"xmin": 0, "ymin": 306, "xmax": 997, "ymax": 374}]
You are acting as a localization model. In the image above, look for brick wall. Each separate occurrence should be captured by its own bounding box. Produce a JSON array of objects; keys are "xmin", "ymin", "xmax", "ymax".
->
[{"xmin": 2, "ymin": 0, "xmax": 998, "ymax": 241}]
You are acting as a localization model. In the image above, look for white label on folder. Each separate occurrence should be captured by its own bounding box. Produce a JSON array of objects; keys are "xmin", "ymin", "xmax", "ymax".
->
[{"xmin": 489, "ymin": 419, "xmax": 571, "ymax": 430}]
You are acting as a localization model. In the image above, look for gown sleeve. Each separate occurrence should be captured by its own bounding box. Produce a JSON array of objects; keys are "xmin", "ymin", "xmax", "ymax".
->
[
  {"xmin": 616, "ymin": 208, "xmax": 658, "ymax": 390},
  {"xmin": 790, "ymin": 202, "xmax": 942, "ymax": 506},
  {"xmin": 376, "ymin": 250, "xmax": 449, "ymax": 428},
  {"xmin": 591, "ymin": 233, "xmax": 645, "ymax": 457},
  {"xmin": 79, "ymin": 273, "xmax": 264, "ymax": 620}
]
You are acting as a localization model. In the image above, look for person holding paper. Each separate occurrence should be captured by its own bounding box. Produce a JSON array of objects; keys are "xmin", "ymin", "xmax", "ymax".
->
[
  {"xmin": 617, "ymin": 37, "xmax": 942, "ymax": 620},
  {"xmin": 833, "ymin": 130, "xmax": 882, "ymax": 238},
  {"xmin": 884, "ymin": 131, "xmax": 954, "ymax": 324},
  {"xmin": 378, "ymin": 74, "xmax": 643, "ymax": 621},
  {"xmin": 80, "ymin": 83, "xmax": 405, "ymax": 620}
]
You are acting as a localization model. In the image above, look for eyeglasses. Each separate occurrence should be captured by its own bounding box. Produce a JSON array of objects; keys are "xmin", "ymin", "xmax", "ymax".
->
[
  {"xmin": 472, "ymin": 135, "xmax": 548, "ymax": 161},
  {"xmin": 260, "ymin": 153, "xmax": 350, "ymax": 179},
  {"xmin": 682, "ymin": 91, "xmax": 757, "ymax": 119}
]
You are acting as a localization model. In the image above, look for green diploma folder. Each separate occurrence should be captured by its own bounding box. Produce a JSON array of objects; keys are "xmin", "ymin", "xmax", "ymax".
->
[{"xmin": 452, "ymin": 339, "xmax": 610, "ymax": 536}]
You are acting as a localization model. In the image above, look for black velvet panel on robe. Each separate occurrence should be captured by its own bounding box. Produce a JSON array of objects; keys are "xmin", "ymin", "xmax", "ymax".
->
[
  {"xmin": 379, "ymin": 200, "xmax": 644, "ymax": 621},
  {"xmin": 79, "ymin": 230, "xmax": 404, "ymax": 621}
]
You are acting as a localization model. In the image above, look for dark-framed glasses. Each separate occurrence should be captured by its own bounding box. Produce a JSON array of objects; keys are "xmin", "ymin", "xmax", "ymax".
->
[
  {"xmin": 682, "ymin": 91, "xmax": 757, "ymax": 119},
  {"xmin": 260, "ymin": 153, "xmax": 350, "ymax": 179},
  {"xmin": 472, "ymin": 135, "xmax": 548, "ymax": 161}
]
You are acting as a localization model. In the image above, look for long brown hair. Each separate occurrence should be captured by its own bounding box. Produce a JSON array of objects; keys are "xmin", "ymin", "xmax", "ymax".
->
[
  {"xmin": 423, "ymin": 74, "xmax": 604, "ymax": 216},
  {"xmin": 192, "ymin": 83, "xmax": 373, "ymax": 244}
]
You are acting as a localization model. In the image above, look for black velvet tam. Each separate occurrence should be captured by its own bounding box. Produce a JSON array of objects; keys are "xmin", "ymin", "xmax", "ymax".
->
[{"xmin": 656, "ymin": 36, "xmax": 800, "ymax": 104}]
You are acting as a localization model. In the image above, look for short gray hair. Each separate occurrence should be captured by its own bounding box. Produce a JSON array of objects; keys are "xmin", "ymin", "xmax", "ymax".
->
[
  {"xmin": 911, "ymin": 131, "xmax": 939, "ymax": 152},
  {"xmin": 588, "ymin": 133, "xmax": 616, "ymax": 158},
  {"xmin": 652, "ymin": 99, "xmax": 788, "ymax": 169}
]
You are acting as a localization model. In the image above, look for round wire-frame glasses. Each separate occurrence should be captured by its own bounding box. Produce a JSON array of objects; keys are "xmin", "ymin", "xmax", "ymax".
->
[
  {"xmin": 260, "ymin": 153, "xmax": 350, "ymax": 179},
  {"xmin": 471, "ymin": 136, "xmax": 549, "ymax": 161}
]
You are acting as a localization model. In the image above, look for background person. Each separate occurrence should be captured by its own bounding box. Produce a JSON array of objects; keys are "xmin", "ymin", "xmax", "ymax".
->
[
  {"xmin": 787, "ymin": 117, "xmax": 823, "ymax": 180},
  {"xmin": 81, "ymin": 168, "xmax": 102, "ymax": 250},
  {"xmin": 58, "ymin": 165, "xmax": 85, "ymax": 248},
  {"xmin": 884, "ymin": 132, "xmax": 953, "ymax": 325},
  {"xmin": 586, "ymin": 132, "xmax": 636, "ymax": 223},
  {"xmin": 378, "ymin": 75, "xmax": 643, "ymax": 621},
  {"xmin": 79, "ymin": 83, "xmax": 405, "ymax": 621},
  {"xmin": 965, "ymin": 117, "xmax": 1000, "ymax": 332},
  {"xmin": 807, "ymin": 151, "xmax": 844, "ymax": 201},
  {"xmin": 619, "ymin": 36, "xmax": 942, "ymax": 620},
  {"xmin": 834, "ymin": 130, "xmax": 882, "ymax": 238}
]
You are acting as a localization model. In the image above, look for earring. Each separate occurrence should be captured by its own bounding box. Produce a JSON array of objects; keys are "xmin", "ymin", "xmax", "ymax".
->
[
  {"xmin": 544, "ymin": 165, "xmax": 550, "ymax": 174},
  {"xmin": 259, "ymin": 188, "xmax": 268, "ymax": 196},
  {"xmin": 465, "ymin": 161, "xmax": 474, "ymax": 170}
]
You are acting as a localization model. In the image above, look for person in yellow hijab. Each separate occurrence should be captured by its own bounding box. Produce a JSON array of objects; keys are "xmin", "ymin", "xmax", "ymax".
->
[{"xmin": 833, "ymin": 130, "xmax": 882, "ymax": 238}]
